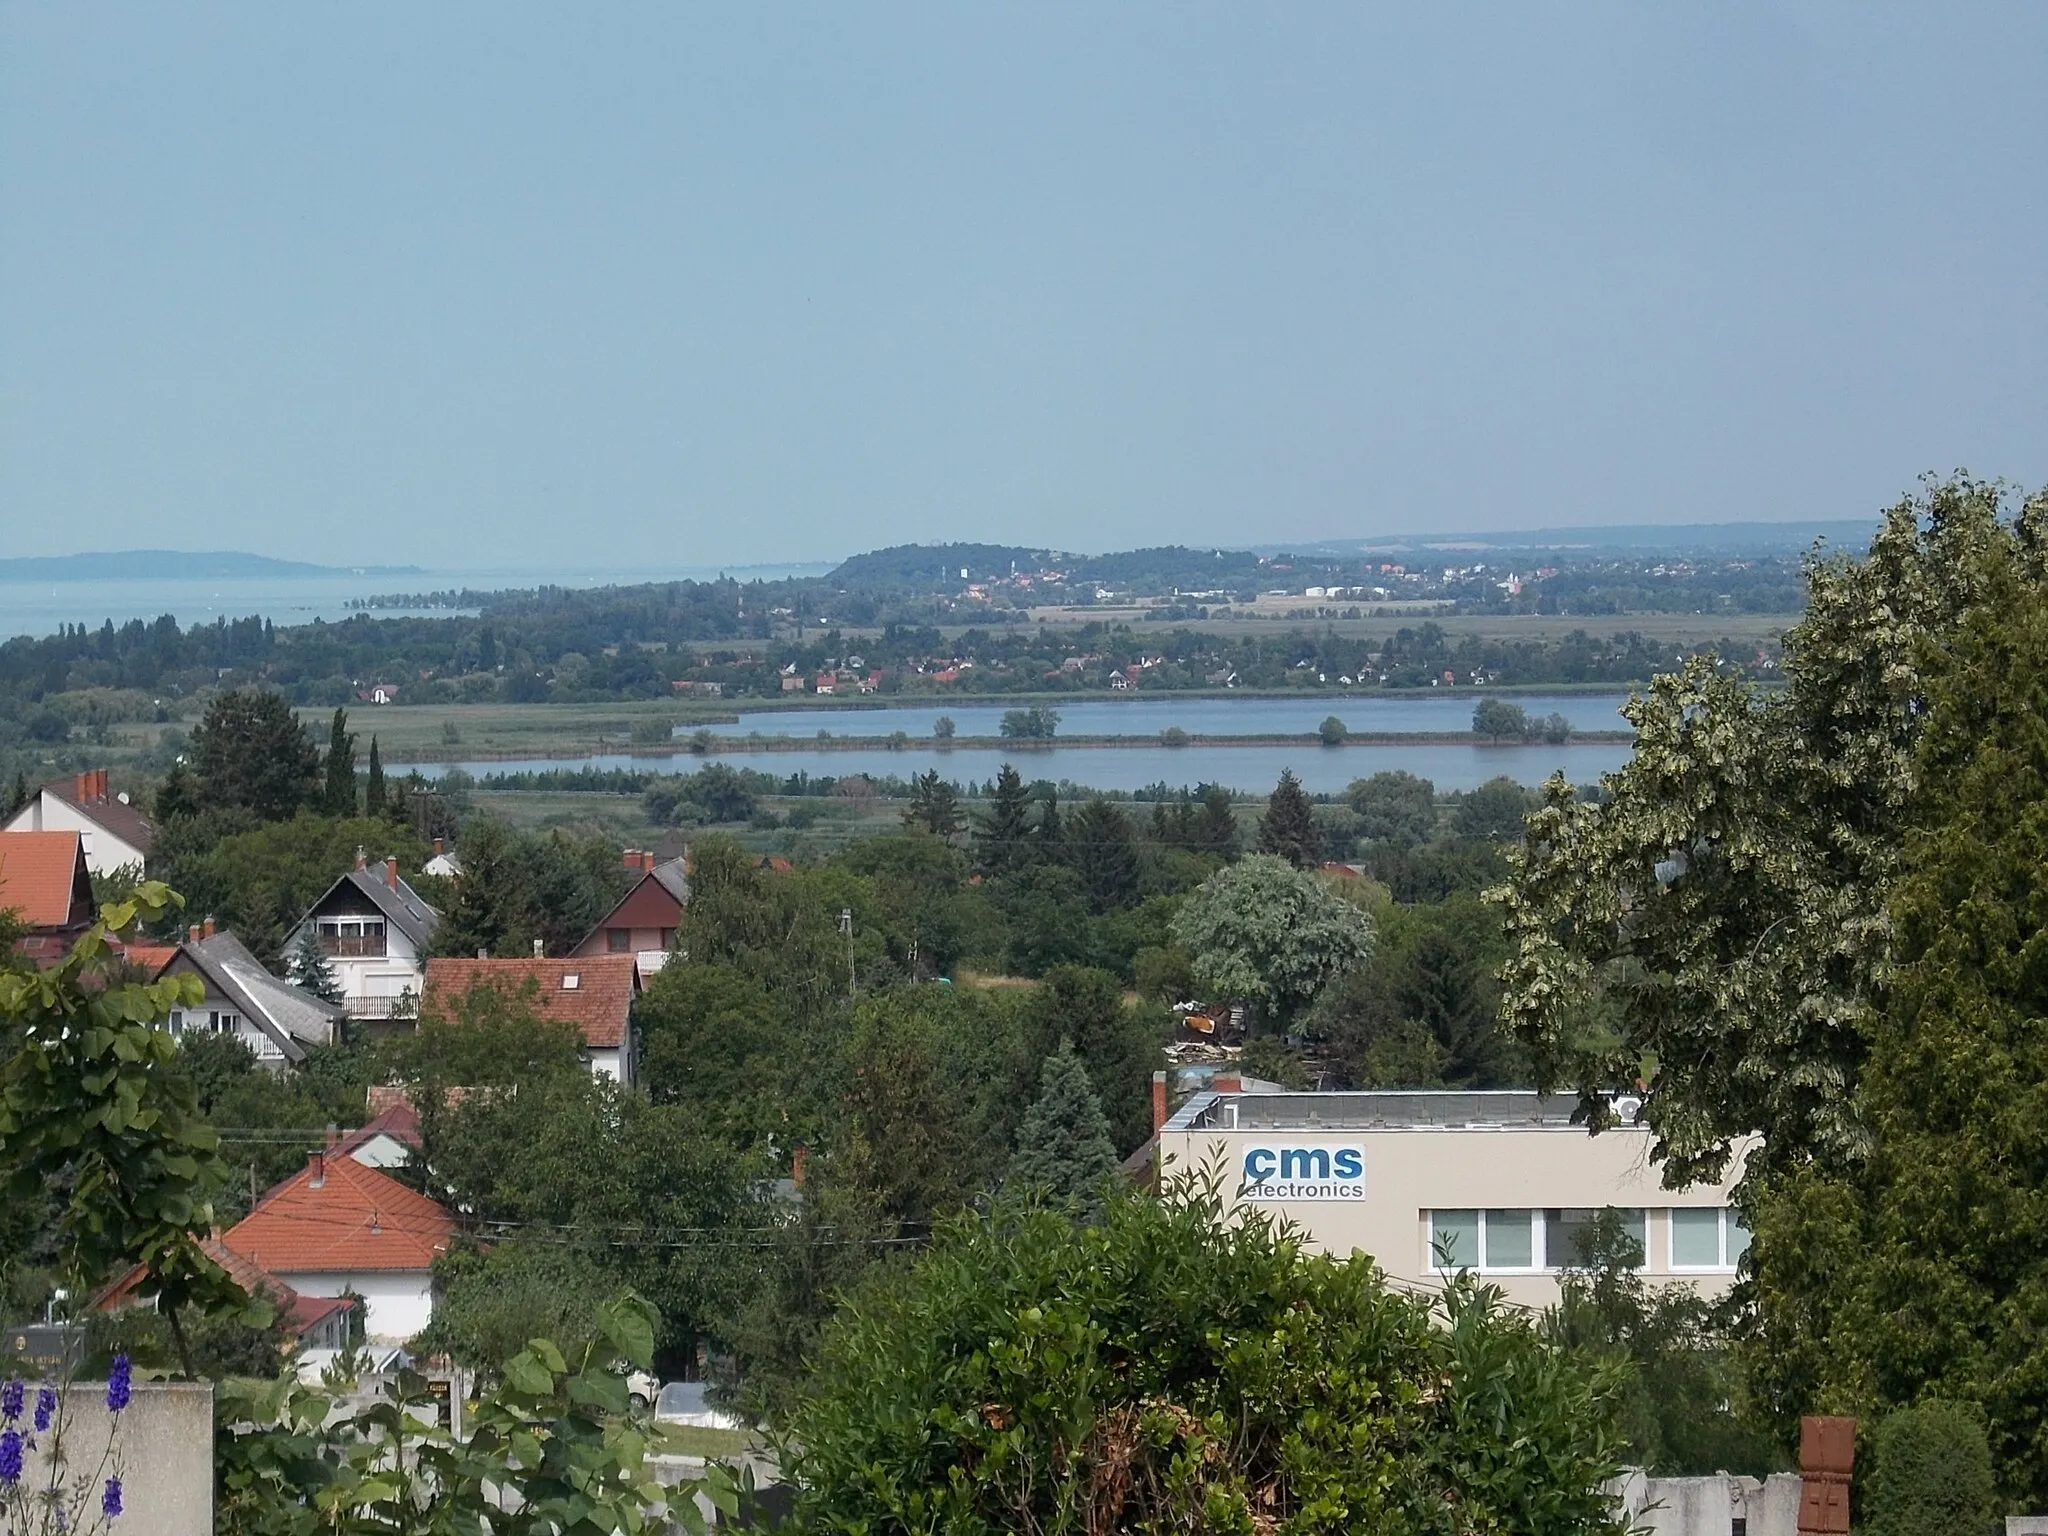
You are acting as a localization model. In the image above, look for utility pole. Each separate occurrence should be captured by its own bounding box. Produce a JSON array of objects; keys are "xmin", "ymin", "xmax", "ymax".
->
[{"xmin": 839, "ymin": 908, "xmax": 855, "ymax": 997}]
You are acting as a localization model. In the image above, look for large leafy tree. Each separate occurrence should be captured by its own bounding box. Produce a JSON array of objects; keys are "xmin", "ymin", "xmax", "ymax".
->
[
  {"xmin": 786, "ymin": 1187, "xmax": 1630, "ymax": 1535},
  {"xmin": 1170, "ymin": 854, "xmax": 1375, "ymax": 1031},
  {"xmin": 1495, "ymin": 475, "xmax": 2047, "ymax": 1192},
  {"xmin": 1743, "ymin": 544, "xmax": 2048, "ymax": 1500},
  {"xmin": 1347, "ymin": 769, "xmax": 1437, "ymax": 849},
  {"xmin": 188, "ymin": 688, "xmax": 320, "ymax": 822}
]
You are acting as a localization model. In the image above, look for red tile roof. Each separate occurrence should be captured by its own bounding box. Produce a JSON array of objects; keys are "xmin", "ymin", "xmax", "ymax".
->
[
  {"xmin": 226, "ymin": 1153, "xmax": 454, "ymax": 1274},
  {"xmin": 422, "ymin": 955, "xmax": 639, "ymax": 1050},
  {"xmin": 0, "ymin": 831, "xmax": 93, "ymax": 929},
  {"xmin": 92, "ymin": 1237, "xmax": 356, "ymax": 1342},
  {"xmin": 115, "ymin": 941, "xmax": 179, "ymax": 974},
  {"xmin": 332, "ymin": 1097, "xmax": 423, "ymax": 1160}
]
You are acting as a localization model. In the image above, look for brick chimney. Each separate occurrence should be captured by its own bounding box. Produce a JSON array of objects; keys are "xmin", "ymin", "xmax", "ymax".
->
[
  {"xmin": 643, "ymin": 851, "xmax": 656, "ymax": 872},
  {"xmin": 791, "ymin": 1143, "xmax": 808, "ymax": 1190},
  {"xmin": 1212, "ymin": 1073, "xmax": 1242, "ymax": 1094},
  {"xmin": 97, "ymin": 768, "xmax": 110, "ymax": 803},
  {"xmin": 433, "ymin": 837, "xmax": 446, "ymax": 856},
  {"xmin": 201, "ymin": 916, "xmax": 216, "ymax": 940},
  {"xmin": 385, "ymin": 857, "xmax": 399, "ymax": 891},
  {"xmin": 307, "ymin": 1151, "xmax": 326, "ymax": 1189},
  {"xmin": 76, "ymin": 771, "xmax": 92, "ymax": 803},
  {"xmin": 622, "ymin": 848, "xmax": 641, "ymax": 871},
  {"xmin": 1152, "ymin": 1070, "xmax": 1169, "ymax": 1135},
  {"xmin": 354, "ymin": 846, "xmax": 368, "ymax": 871},
  {"xmin": 188, "ymin": 923, "xmax": 202, "ymax": 943}
]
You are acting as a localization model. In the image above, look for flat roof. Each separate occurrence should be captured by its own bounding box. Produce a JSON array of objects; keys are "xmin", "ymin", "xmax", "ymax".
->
[{"xmin": 1167, "ymin": 1089, "xmax": 1622, "ymax": 1133}]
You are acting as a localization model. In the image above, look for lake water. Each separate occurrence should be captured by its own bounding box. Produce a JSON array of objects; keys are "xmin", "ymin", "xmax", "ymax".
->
[
  {"xmin": 701, "ymin": 692, "xmax": 1631, "ymax": 740},
  {"xmin": 0, "ymin": 561, "xmax": 832, "ymax": 638},
  {"xmin": 438, "ymin": 738, "xmax": 1633, "ymax": 795}
]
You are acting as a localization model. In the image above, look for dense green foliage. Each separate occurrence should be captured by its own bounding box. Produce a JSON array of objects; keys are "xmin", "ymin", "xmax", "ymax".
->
[
  {"xmin": 786, "ymin": 1185, "xmax": 1630, "ymax": 1535},
  {"xmin": 1170, "ymin": 855, "xmax": 1374, "ymax": 1031},
  {"xmin": 1005, "ymin": 1047, "xmax": 1119, "ymax": 1205},
  {"xmin": 1864, "ymin": 1401, "xmax": 1999, "ymax": 1536}
]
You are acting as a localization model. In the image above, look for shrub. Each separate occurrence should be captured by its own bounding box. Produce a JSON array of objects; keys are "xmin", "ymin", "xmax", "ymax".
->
[
  {"xmin": 1866, "ymin": 1401, "xmax": 1998, "ymax": 1536},
  {"xmin": 786, "ymin": 1184, "xmax": 1630, "ymax": 1535}
]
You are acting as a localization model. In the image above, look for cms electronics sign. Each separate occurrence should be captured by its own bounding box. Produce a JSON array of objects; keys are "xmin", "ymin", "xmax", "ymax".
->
[{"xmin": 1238, "ymin": 1144, "xmax": 1365, "ymax": 1203}]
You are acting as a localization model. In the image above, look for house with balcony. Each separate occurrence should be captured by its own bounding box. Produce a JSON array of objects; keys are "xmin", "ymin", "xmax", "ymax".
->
[
  {"xmin": 571, "ymin": 848, "xmax": 688, "ymax": 979},
  {"xmin": 288, "ymin": 852, "xmax": 441, "ymax": 1031}
]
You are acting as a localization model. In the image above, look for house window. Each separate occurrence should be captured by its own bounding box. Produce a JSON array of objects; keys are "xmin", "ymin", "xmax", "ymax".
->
[
  {"xmin": 659, "ymin": 928, "xmax": 676, "ymax": 950},
  {"xmin": 607, "ymin": 929, "xmax": 630, "ymax": 953},
  {"xmin": 1428, "ymin": 1208, "xmax": 1646, "ymax": 1272},
  {"xmin": 1670, "ymin": 1208, "xmax": 1751, "ymax": 1271}
]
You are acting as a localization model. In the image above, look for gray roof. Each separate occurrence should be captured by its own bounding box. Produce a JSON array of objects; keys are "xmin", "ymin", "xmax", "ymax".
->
[
  {"xmin": 302, "ymin": 867, "xmax": 442, "ymax": 950},
  {"xmin": 180, "ymin": 931, "xmax": 346, "ymax": 1063},
  {"xmin": 1170, "ymin": 1089, "xmax": 1622, "ymax": 1133},
  {"xmin": 649, "ymin": 857, "xmax": 690, "ymax": 905}
]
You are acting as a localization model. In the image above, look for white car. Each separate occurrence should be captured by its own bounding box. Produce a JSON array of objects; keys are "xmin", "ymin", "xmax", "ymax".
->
[{"xmin": 626, "ymin": 1369, "xmax": 659, "ymax": 1412}]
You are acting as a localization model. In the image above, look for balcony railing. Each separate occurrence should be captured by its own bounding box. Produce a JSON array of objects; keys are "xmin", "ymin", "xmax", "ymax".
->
[
  {"xmin": 346, "ymin": 993, "xmax": 417, "ymax": 1020},
  {"xmin": 319, "ymin": 935, "xmax": 388, "ymax": 958}
]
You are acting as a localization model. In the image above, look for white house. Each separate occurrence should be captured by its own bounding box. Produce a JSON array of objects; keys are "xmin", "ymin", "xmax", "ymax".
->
[
  {"xmin": 3, "ymin": 769, "xmax": 154, "ymax": 877},
  {"xmin": 223, "ymin": 1150, "xmax": 454, "ymax": 1344},
  {"xmin": 158, "ymin": 924, "xmax": 345, "ymax": 1067},
  {"xmin": 289, "ymin": 853, "xmax": 441, "ymax": 1029}
]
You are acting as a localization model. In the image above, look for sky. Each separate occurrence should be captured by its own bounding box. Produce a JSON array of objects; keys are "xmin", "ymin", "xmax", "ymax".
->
[{"xmin": 2, "ymin": 4, "xmax": 2043, "ymax": 571}]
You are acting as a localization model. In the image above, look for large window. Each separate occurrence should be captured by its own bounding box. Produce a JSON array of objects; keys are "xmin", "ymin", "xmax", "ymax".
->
[
  {"xmin": 1670, "ymin": 1207, "xmax": 1750, "ymax": 1271},
  {"xmin": 1428, "ymin": 1207, "xmax": 1646, "ymax": 1273},
  {"xmin": 317, "ymin": 918, "xmax": 387, "ymax": 958}
]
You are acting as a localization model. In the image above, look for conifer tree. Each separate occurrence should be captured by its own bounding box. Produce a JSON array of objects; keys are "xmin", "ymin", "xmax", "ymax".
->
[
  {"xmin": 289, "ymin": 924, "xmax": 344, "ymax": 1005},
  {"xmin": 323, "ymin": 708, "xmax": 358, "ymax": 816},
  {"xmin": 153, "ymin": 761, "xmax": 200, "ymax": 823},
  {"xmin": 1007, "ymin": 1047, "xmax": 1119, "ymax": 1205},
  {"xmin": 902, "ymin": 770, "xmax": 963, "ymax": 839},
  {"xmin": 976, "ymin": 764, "xmax": 1034, "ymax": 874},
  {"xmin": 1195, "ymin": 784, "xmax": 1240, "ymax": 858},
  {"xmin": 364, "ymin": 736, "xmax": 387, "ymax": 818},
  {"xmin": 1033, "ymin": 788, "xmax": 1066, "ymax": 862},
  {"xmin": 3, "ymin": 771, "xmax": 28, "ymax": 821},
  {"xmin": 1257, "ymin": 769, "xmax": 1319, "ymax": 868},
  {"xmin": 1068, "ymin": 798, "xmax": 1141, "ymax": 914}
]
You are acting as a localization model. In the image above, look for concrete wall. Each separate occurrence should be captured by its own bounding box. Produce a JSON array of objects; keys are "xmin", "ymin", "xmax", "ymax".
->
[
  {"xmin": 15, "ymin": 1383, "xmax": 213, "ymax": 1536},
  {"xmin": 1607, "ymin": 1470, "xmax": 1802, "ymax": 1536}
]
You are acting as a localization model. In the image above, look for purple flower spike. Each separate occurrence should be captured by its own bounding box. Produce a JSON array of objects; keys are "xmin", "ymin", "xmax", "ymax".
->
[
  {"xmin": 104, "ymin": 1356, "xmax": 131, "ymax": 1414},
  {"xmin": 102, "ymin": 1475, "xmax": 122, "ymax": 1518},
  {"xmin": 33, "ymin": 1387, "xmax": 54, "ymax": 1433},
  {"xmin": 0, "ymin": 1379, "xmax": 20, "ymax": 1422},
  {"xmin": 0, "ymin": 1428, "xmax": 22, "ymax": 1485}
]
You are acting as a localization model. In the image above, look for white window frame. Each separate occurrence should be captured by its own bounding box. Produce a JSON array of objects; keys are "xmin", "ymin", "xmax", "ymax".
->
[
  {"xmin": 1426, "ymin": 1209, "xmax": 1545, "ymax": 1275},
  {"xmin": 1668, "ymin": 1207, "xmax": 1749, "ymax": 1272}
]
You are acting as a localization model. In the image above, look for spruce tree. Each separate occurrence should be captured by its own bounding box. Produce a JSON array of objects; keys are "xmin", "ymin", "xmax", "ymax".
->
[
  {"xmin": 364, "ymin": 736, "xmax": 387, "ymax": 817},
  {"xmin": 1195, "ymin": 784, "xmax": 1239, "ymax": 858},
  {"xmin": 1257, "ymin": 769, "xmax": 1319, "ymax": 868},
  {"xmin": 903, "ymin": 770, "xmax": 963, "ymax": 839},
  {"xmin": 323, "ymin": 707, "xmax": 358, "ymax": 816},
  {"xmin": 153, "ymin": 761, "xmax": 201, "ymax": 823},
  {"xmin": 1068, "ymin": 799, "xmax": 1141, "ymax": 914},
  {"xmin": 976, "ymin": 764, "xmax": 1034, "ymax": 874},
  {"xmin": 1033, "ymin": 788, "xmax": 1066, "ymax": 862},
  {"xmin": 1007, "ymin": 1047, "xmax": 1119, "ymax": 1205},
  {"xmin": 290, "ymin": 923, "xmax": 344, "ymax": 1005},
  {"xmin": 3, "ymin": 771, "xmax": 29, "ymax": 820}
]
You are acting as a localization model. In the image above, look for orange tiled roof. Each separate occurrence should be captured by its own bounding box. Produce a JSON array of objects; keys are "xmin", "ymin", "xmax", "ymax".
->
[
  {"xmin": 0, "ymin": 831, "xmax": 92, "ymax": 929},
  {"xmin": 116, "ymin": 942, "xmax": 179, "ymax": 974},
  {"xmin": 423, "ymin": 955, "xmax": 639, "ymax": 1050},
  {"xmin": 91, "ymin": 1237, "xmax": 354, "ymax": 1342},
  {"xmin": 225, "ymin": 1153, "xmax": 454, "ymax": 1274}
]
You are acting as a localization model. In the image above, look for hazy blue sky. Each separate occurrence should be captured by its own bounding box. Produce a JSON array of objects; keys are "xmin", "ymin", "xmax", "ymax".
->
[{"xmin": 2, "ymin": 4, "xmax": 2042, "ymax": 570}]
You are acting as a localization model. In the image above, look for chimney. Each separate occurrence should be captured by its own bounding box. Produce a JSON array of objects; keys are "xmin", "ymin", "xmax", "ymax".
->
[
  {"xmin": 644, "ymin": 851, "xmax": 656, "ymax": 872},
  {"xmin": 325, "ymin": 1123, "xmax": 341, "ymax": 1149},
  {"xmin": 623, "ymin": 848, "xmax": 641, "ymax": 871},
  {"xmin": 1212, "ymin": 1073, "xmax": 1242, "ymax": 1094},
  {"xmin": 532, "ymin": 938, "xmax": 544, "ymax": 958},
  {"xmin": 476, "ymin": 947, "xmax": 489, "ymax": 959},
  {"xmin": 201, "ymin": 916, "xmax": 216, "ymax": 940},
  {"xmin": 76, "ymin": 771, "xmax": 91, "ymax": 803},
  {"xmin": 790, "ymin": 1143, "xmax": 808, "ymax": 1190},
  {"xmin": 385, "ymin": 857, "xmax": 398, "ymax": 891},
  {"xmin": 188, "ymin": 923, "xmax": 202, "ymax": 944},
  {"xmin": 307, "ymin": 1151, "xmax": 326, "ymax": 1189},
  {"xmin": 1152, "ymin": 1071, "xmax": 1168, "ymax": 1135},
  {"xmin": 354, "ymin": 846, "xmax": 368, "ymax": 871},
  {"xmin": 98, "ymin": 768, "xmax": 110, "ymax": 803},
  {"xmin": 433, "ymin": 837, "xmax": 446, "ymax": 856}
]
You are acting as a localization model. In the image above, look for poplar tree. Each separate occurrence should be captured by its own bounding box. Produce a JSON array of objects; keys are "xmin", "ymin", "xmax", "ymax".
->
[
  {"xmin": 364, "ymin": 736, "xmax": 387, "ymax": 817},
  {"xmin": 323, "ymin": 707, "xmax": 358, "ymax": 816}
]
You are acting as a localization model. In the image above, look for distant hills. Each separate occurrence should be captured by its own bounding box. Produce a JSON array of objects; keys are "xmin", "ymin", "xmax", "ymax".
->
[
  {"xmin": 1256, "ymin": 520, "xmax": 1882, "ymax": 558},
  {"xmin": 0, "ymin": 551, "xmax": 422, "ymax": 582}
]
